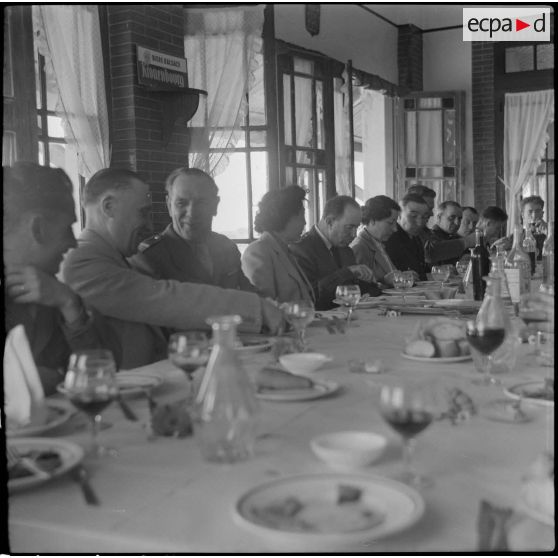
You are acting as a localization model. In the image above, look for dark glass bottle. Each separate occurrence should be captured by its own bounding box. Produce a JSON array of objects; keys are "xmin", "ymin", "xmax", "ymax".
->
[{"xmin": 471, "ymin": 229, "xmax": 490, "ymax": 301}]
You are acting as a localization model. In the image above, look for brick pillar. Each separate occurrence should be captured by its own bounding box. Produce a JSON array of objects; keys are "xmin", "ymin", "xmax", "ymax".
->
[
  {"xmin": 472, "ymin": 42, "xmax": 497, "ymax": 210},
  {"xmin": 398, "ymin": 24, "xmax": 423, "ymax": 92},
  {"xmin": 108, "ymin": 5, "xmax": 188, "ymax": 231}
]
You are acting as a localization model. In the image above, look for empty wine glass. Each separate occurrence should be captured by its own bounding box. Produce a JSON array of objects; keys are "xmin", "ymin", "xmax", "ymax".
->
[
  {"xmin": 466, "ymin": 277, "xmax": 507, "ymax": 386},
  {"xmin": 402, "ymin": 271, "xmax": 415, "ymax": 289},
  {"xmin": 392, "ymin": 271, "xmax": 406, "ymax": 291},
  {"xmin": 380, "ymin": 381, "xmax": 437, "ymax": 488},
  {"xmin": 281, "ymin": 301, "xmax": 315, "ymax": 351},
  {"xmin": 335, "ymin": 284, "xmax": 361, "ymax": 328},
  {"xmin": 63, "ymin": 349, "xmax": 118, "ymax": 458},
  {"xmin": 168, "ymin": 332, "xmax": 211, "ymax": 401},
  {"xmin": 431, "ymin": 265, "xmax": 451, "ymax": 288}
]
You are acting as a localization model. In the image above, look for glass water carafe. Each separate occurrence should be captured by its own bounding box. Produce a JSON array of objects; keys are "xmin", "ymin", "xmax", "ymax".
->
[{"xmin": 193, "ymin": 315, "xmax": 259, "ymax": 463}]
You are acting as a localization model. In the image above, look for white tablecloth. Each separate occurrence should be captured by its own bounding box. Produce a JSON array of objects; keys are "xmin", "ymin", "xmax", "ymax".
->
[{"xmin": 7, "ymin": 310, "xmax": 554, "ymax": 552}]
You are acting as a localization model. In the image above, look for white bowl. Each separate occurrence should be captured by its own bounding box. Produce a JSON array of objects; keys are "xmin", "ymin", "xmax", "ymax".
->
[
  {"xmin": 310, "ymin": 431, "xmax": 388, "ymax": 470},
  {"xmin": 279, "ymin": 352, "xmax": 332, "ymax": 375}
]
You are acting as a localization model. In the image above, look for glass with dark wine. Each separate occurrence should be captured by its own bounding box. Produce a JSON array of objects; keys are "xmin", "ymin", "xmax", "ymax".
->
[
  {"xmin": 380, "ymin": 381, "xmax": 437, "ymax": 488},
  {"xmin": 63, "ymin": 349, "xmax": 118, "ymax": 457},
  {"xmin": 466, "ymin": 276, "xmax": 508, "ymax": 386}
]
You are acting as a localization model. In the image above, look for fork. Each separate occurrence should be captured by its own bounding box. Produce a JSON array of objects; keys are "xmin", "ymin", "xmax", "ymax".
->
[
  {"xmin": 7, "ymin": 446, "xmax": 51, "ymax": 479},
  {"xmin": 70, "ymin": 465, "xmax": 100, "ymax": 505}
]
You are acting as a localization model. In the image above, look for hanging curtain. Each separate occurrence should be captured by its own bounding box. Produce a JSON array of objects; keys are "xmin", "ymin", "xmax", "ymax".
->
[
  {"xmin": 333, "ymin": 75, "xmax": 351, "ymax": 196},
  {"xmin": 184, "ymin": 6, "xmax": 264, "ymax": 177},
  {"xmin": 33, "ymin": 5, "xmax": 110, "ymax": 179},
  {"xmin": 293, "ymin": 59, "xmax": 313, "ymax": 185},
  {"xmin": 503, "ymin": 89, "xmax": 554, "ymax": 233}
]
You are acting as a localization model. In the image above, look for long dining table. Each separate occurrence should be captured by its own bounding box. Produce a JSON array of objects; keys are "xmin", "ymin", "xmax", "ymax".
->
[{"xmin": 7, "ymin": 307, "xmax": 554, "ymax": 553}]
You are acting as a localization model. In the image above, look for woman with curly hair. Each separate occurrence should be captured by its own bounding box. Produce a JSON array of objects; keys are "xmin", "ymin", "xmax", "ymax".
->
[{"xmin": 241, "ymin": 185, "xmax": 314, "ymax": 304}]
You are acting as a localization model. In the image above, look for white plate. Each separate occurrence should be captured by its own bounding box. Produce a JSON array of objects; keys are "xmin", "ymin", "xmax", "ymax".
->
[
  {"xmin": 430, "ymin": 299, "xmax": 481, "ymax": 311},
  {"xmin": 8, "ymin": 437, "xmax": 84, "ymax": 492},
  {"xmin": 382, "ymin": 288, "xmax": 428, "ymax": 296},
  {"xmin": 401, "ymin": 352, "xmax": 472, "ymax": 363},
  {"xmin": 116, "ymin": 372, "xmax": 163, "ymax": 396},
  {"xmin": 256, "ymin": 380, "xmax": 340, "ymax": 402},
  {"xmin": 504, "ymin": 381, "xmax": 554, "ymax": 408},
  {"xmin": 7, "ymin": 400, "xmax": 74, "ymax": 438},
  {"xmin": 383, "ymin": 306, "xmax": 458, "ymax": 316},
  {"xmin": 236, "ymin": 335, "xmax": 274, "ymax": 353},
  {"xmin": 234, "ymin": 473, "xmax": 424, "ymax": 550}
]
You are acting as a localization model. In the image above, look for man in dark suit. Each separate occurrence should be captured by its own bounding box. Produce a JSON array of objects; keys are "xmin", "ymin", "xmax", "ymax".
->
[
  {"xmin": 289, "ymin": 195, "xmax": 381, "ymax": 310},
  {"xmin": 385, "ymin": 193, "xmax": 431, "ymax": 280},
  {"xmin": 130, "ymin": 167, "xmax": 255, "ymax": 292}
]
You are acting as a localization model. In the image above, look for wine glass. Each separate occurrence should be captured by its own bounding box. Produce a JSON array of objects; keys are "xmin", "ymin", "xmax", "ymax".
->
[
  {"xmin": 168, "ymin": 332, "xmax": 211, "ymax": 401},
  {"xmin": 518, "ymin": 292, "xmax": 553, "ymax": 366},
  {"xmin": 335, "ymin": 284, "xmax": 361, "ymax": 328},
  {"xmin": 392, "ymin": 271, "xmax": 406, "ymax": 291},
  {"xmin": 380, "ymin": 381, "xmax": 437, "ymax": 488},
  {"xmin": 402, "ymin": 271, "xmax": 415, "ymax": 289},
  {"xmin": 63, "ymin": 349, "xmax": 118, "ymax": 458},
  {"xmin": 465, "ymin": 277, "xmax": 507, "ymax": 385},
  {"xmin": 281, "ymin": 301, "xmax": 315, "ymax": 351},
  {"xmin": 431, "ymin": 265, "xmax": 451, "ymax": 288}
]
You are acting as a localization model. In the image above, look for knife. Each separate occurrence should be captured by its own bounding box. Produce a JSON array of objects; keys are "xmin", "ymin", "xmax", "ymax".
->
[{"xmin": 70, "ymin": 466, "xmax": 100, "ymax": 506}]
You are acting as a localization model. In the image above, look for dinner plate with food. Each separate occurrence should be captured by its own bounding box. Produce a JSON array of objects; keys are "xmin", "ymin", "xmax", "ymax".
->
[
  {"xmin": 255, "ymin": 366, "xmax": 340, "ymax": 402},
  {"xmin": 234, "ymin": 473, "xmax": 424, "ymax": 550},
  {"xmin": 7, "ymin": 437, "xmax": 84, "ymax": 492},
  {"xmin": 504, "ymin": 379, "xmax": 554, "ymax": 408},
  {"xmin": 7, "ymin": 400, "xmax": 74, "ymax": 438},
  {"xmin": 401, "ymin": 317, "xmax": 472, "ymax": 362}
]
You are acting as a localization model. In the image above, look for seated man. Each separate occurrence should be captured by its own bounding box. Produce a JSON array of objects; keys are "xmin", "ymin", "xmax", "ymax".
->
[
  {"xmin": 406, "ymin": 184, "xmax": 437, "ymax": 240},
  {"xmin": 479, "ymin": 206, "xmax": 509, "ymax": 248},
  {"xmin": 350, "ymin": 195, "xmax": 416, "ymax": 287},
  {"xmin": 384, "ymin": 193, "xmax": 431, "ymax": 281},
  {"xmin": 4, "ymin": 163, "xmax": 121, "ymax": 395},
  {"xmin": 289, "ymin": 195, "xmax": 381, "ymax": 310},
  {"xmin": 130, "ymin": 168, "xmax": 255, "ymax": 291},
  {"xmin": 521, "ymin": 195, "xmax": 547, "ymax": 259},
  {"xmin": 458, "ymin": 206, "xmax": 479, "ymax": 238},
  {"xmin": 62, "ymin": 168, "xmax": 284, "ymax": 369},
  {"xmin": 424, "ymin": 201, "xmax": 476, "ymax": 267}
]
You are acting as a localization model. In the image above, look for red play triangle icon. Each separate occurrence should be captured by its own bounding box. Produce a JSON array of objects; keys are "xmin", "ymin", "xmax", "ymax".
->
[{"xmin": 516, "ymin": 18, "xmax": 530, "ymax": 31}]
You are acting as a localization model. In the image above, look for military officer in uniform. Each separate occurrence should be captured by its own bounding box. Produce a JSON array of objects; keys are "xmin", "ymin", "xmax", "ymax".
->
[{"xmin": 129, "ymin": 167, "xmax": 256, "ymax": 292}]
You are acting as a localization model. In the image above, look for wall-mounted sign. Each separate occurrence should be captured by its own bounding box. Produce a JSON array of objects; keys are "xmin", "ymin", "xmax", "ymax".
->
[{"xmin": 137, "ymin": 46, "xmax": 188, "ymax": 90}]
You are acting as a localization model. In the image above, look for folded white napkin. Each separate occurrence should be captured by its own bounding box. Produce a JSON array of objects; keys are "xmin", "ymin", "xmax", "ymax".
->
[{"xmin": 3, "ymin": 325, "xmax": 47, "ymax": 429}]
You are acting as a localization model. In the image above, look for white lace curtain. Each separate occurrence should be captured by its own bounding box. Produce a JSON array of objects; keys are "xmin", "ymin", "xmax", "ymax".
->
[
  {"xmin": 503, "ymin": 89, "xmax": 554, "ymax": 233},
  {"xmin": 184, "ymin": 6, "xmax": 264, "ymax": 177},
  {"xmin": 33, "ymin": 5, "xmax": 110, "ymax": 179},
  {"xmin": 333, "ymin": 74, "xmax": 351, "ymax": 196}
]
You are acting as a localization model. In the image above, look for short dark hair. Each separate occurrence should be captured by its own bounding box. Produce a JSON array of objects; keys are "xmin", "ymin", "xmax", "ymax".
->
[
  {"xmin": 481, "ymin": 206, "xmax": 508, "ymax": 222},
  {"xmin": 462, "ymin": 206, "xmax": 478, "ymax": 215},
  {"xmin": 254, "ymin": 185, "xmax": 307, "ymax": 233},
  {"xmin": 165, "ymin": 167, "xmax": 218, "ymax": 196},
  {"xmin": 321, "ymin": 195, "xmax": 360, "ymax": 221},
  {"xmin": 361, "ymin": 195, "xmax": 401, "ymax": 225},
  {"xmin": 407, "ymin": 184, "xmax": 436, "ymax": 200},
  {"xmin": 401, "ymin": 193, "xmax": 428, "ymax": 208},
  {"xmin": 437, "ymin": 200, "xmax": 462, "ymax": 213},
  {"xmin": 520, "ymin": 195, "xmax": 544, "ymax": 211},
  {"xmin": 82, "ymin": 168, "xmax": 144, "ymax": 206},
  {"xmin": 3, "ymin": 162, "xmax": 75, "ymax": 231}
]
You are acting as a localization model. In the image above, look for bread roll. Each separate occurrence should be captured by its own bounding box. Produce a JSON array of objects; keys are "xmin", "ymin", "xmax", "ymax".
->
[
  {"xmin": 404, "ymin": 340, "xmax": 436, "ymax": 358},
  {"xmin": 256, "ymin": 367, "xmax": 313, "ymax": 390},
  {"xmin": 430, "ymin": 322, "xmax": 464, "ymax": 341},
  {"xmin": 435, "ymin": 339, "xmax": 460, "ymax": 358}
]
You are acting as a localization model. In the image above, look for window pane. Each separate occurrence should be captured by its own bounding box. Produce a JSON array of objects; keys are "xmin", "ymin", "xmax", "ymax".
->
[
  {"xmin": 285, "ymin": 166, "xmax": 294, "ymax": 184},
  {"xmin": 2, "ymin": 131, "xmax": 17, "ymax": 165},
  {"xmin": 296, "ymin": 149, "xmax": 313, "ymax": 166},
  {"xmin": 418, "ymin": 98, "xmax": 442, "ymax": 109},
  {"xmin": 47, "ymin": 115, "xmax": 65, "ymax": 138},
  {"xmin": 283, "ymin": 74, "xmax": 292, "ymax": 146},
  {"xmin": 316, "ymin": 80, "xmax": 324, "ymax": 149},
  {"xmin": 249, "ymin": 130, "xmax": 266, "ymax": 148},
  {"xmin": 418, "ymin": 110, "xmax": 443, "ymax": 165},
  {"xmin": 4, "ymin": 21, "xmax": 13, "ymax": 97},
  {"xmin": 546, "ymin": 123, "xmax": 554, "ymax": 159},
  {"xmin": 294, "ymin": 75, "xmax": 313, "ymax": 148},
  {"xmin": 248, "ymin": 53, "xmax": 266, "ymax": 125},
  {"xmin": 213, "ymin": 152, "xmax": 249, "ymax": 239},
  {"xmin": 443, "ymin": 109, "xmax": 456, "ymax": 166},
  {"xmin": 49, "ymin": 142, "xmax": 67, "ymax": 168},
  {"xmin": 38, "ymin": 142, "xmax": 45, "ymax": 165},
  {"xmin": 418, "ymin": 167, "xmax": 443, "ymax": 178},
  {"xmin": 405, "ymin": 111, "xmax": 416, "ymax": 165},
  {"xmin": 250, "ymin": 151, "xmax": 268, "ymax": 234},
  {"xmin": 536, "ymin": 44, "xmax": 554, "ymax": 70},
  {"xmin": 505, "ymin": 46, "xmax": 534, "ymax": 72},
  {"xmin": 294, "ymin": 57, "xmax": 312, "ymax": 75},
  {"xmin": 443, "ymin": 179, "xmax": 457, "ymax": 202}
]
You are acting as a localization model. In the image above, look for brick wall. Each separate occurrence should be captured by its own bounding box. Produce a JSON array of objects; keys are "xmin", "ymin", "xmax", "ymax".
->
[
  {"xmin": 471, "ymin": 42, "xmax": 497, "ymax": 211},
  {"xmin": 108, "ymin": 5, "xmax": 188, "ymax": 231},
  {"xmin": 398, "ymin": 24, "xmax": 423, "ymax": 92}
]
